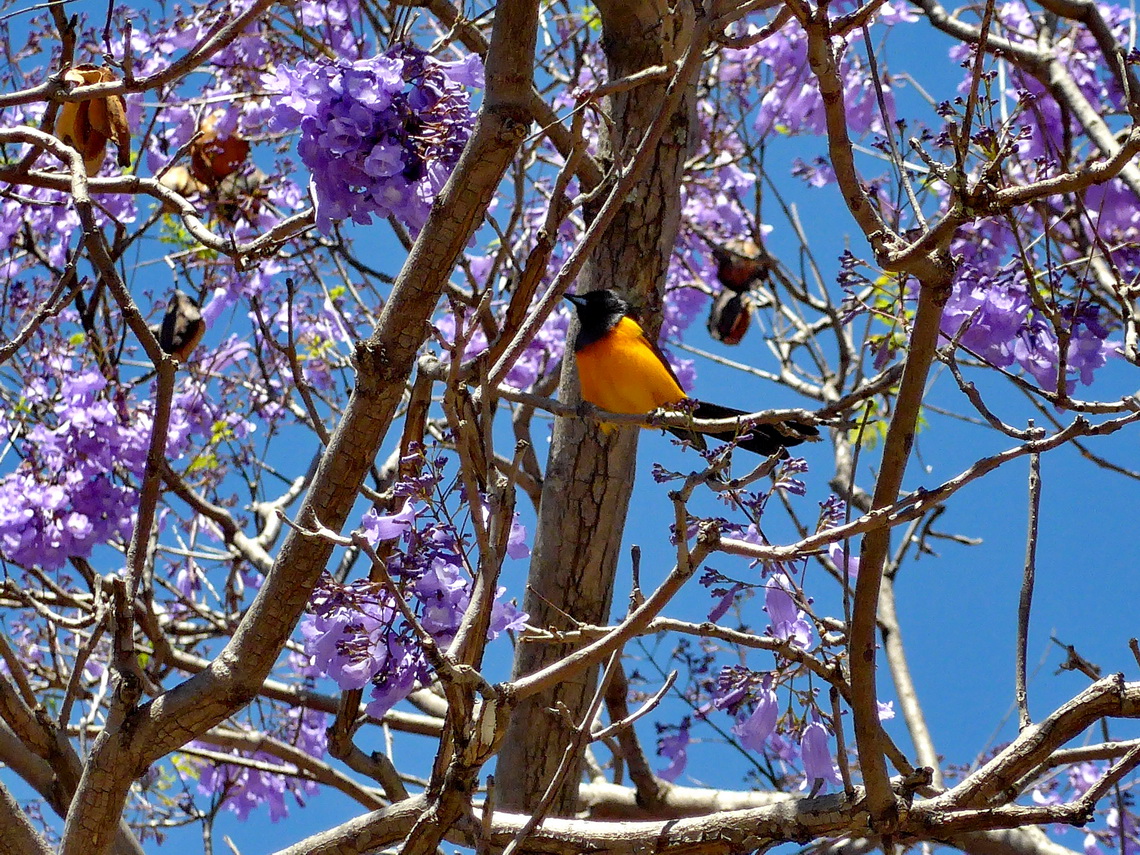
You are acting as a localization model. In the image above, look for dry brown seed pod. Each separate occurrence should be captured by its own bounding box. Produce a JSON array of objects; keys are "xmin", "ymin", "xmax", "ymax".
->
[
  {"xmin": 54, "ymin": 64, "xmax": 131, "ymax": 175},
  {"xmin": 189, "ymin": 110, "xmax": 251, "ymax": 188},
  {"xmin": 152, "ymin": 290, "xmax": 206, "ymax": 362}
]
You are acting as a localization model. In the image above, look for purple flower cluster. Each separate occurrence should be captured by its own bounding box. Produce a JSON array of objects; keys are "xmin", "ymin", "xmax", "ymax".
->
[
  {"xmin": 1030, "ymin": 761, "xmax": 1135, "ymax": 855},
  {"xmin": 704, "ymin": 666, "xmax": 854, "ymax": 793},
  {"xmin": 194, "ymin": 708, "xmax": 327, "ymax": 821},
  {"xmin": 948, "ymin": 3, "xmax": 1134, "ymax": 165},
  {"xmin": 716, "ymin": 20, "xmax": 897, "ymax": 138},
  {"xmin": 266, "ymin": 44, "xmax": 479, "ymax": 233},
  {"xmin": 658, "ymin": 664, "xmax": 852, "ymax": 792},
  {"xmin": 301, "ymin": 496, "xmax": 527, "ymax": 718},
  {"xmin": 433, "ymin": 291, "xmax": 572, "ymax": 392},
  {"xmin": 0, "ymin": 347, "xmax": 255, "ymax": 573},
  {"xmin": 0, "ymin": 362, "xmax": 149, "ymax": 571},
  {"xmin": 940, "ymin": 264, "xmax": 1117, "ymax": 392},
  {"xmin": 302, "ymin": 576, "xmax": 431, "ymax": 718}
]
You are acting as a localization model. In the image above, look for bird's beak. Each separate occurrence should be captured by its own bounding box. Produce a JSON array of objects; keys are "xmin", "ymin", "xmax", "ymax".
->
[{"xmin": 564, "ymin": 292, "xmax": 587, "ymax": 308}]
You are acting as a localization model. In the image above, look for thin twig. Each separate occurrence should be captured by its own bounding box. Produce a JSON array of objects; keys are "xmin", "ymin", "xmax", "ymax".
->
[{"xmin": 1016, "ymin": 438, "xmax": 1043, "ymax": 731}]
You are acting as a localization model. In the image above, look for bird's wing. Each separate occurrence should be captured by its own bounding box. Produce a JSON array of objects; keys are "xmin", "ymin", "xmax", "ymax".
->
[{"xmin": 631, "ymin": 318, "xmax": 687, "ymax": 399}]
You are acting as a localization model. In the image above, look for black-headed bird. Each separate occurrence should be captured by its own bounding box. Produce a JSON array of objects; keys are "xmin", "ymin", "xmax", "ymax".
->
[{"xmin": 565, "ymin": 289, "xmax": 819, "ymax": 456}]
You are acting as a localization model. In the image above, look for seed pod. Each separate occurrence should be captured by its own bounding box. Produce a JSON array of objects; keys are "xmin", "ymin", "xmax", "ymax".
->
[
  {"xmin": 189, "ymin": 110, "xmax": 251, "ymax": 188},
  {"xmin": 707, "ymin": 289, "xmax": 753, "ymax": 345},
  {"xmin": 54, "ymin": 64, "xmax": 131, "ymax": 175}
]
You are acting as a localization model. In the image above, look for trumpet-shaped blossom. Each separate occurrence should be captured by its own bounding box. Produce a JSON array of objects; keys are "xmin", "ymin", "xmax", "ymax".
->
[
  {"xmin": 765, "ymin": 574, "xmax": 813, "ymax": 649},
  {"xmin": 733, "ymin": 677, "xmax": 779, "ymax": 752},
  {"xmin": 800, "ymin": 718, "xmax": 843, "ymax": 793},
  {"xmin": 266, "ymin": 44, "xmax": 478, "ymax": 233},
  {"xmin": 657, "ymin": 723, "xmax": 690, "ymax": 783}
]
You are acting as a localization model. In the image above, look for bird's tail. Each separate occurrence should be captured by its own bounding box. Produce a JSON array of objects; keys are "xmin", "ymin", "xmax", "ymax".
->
[{"xmin": 667, "ymin": 401, "xmax": 821, "ymax": 457}]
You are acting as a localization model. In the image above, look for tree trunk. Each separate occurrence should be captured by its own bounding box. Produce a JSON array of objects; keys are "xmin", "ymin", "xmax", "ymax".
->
[{"xmin": 497, "ymin": 0, "xmax": 698, "ymax": 815}]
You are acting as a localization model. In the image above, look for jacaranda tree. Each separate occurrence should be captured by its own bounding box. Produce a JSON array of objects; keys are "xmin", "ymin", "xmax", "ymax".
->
[{"xmin": 0, "ymin": 0, "xmax": 1138, "ymax": 852}]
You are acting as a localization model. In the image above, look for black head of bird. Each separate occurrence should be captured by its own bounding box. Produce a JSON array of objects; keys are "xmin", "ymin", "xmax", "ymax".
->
[{"xmin": 564, "ymin": 290, "xmax": 631, "ymax": 349}]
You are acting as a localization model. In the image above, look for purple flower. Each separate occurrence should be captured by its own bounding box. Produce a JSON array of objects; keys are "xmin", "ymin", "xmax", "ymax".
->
[
  {"xmin": 765, "ymin": 574, "xmax": 813, "ymax": 648},
  {"xmin": 939, "ymin": 263, "xmax": 1117, "ymax": 391},
  {"xmin": 507, "ymin": 513, "xmax": 530, "ymax": 559},
  {"xmin": 732, "ymin": 677, "xmax": 778, "ymax": 751},
  {"xmin": 415, "ymin": 557, "xmax": 469, "ymax": 638},
  {"xmin": 708, "ymin": 582, "xmax": 745, "ymax": 622},
  {"xmin": 489, "ymin": 590, "xmax": 528, "ymax": 638},
  {"xmin": 301, "ymin": 584, "xmax": 402, "ymax": 691},
  {"xmin": 266, "ymin": 45, "xmax": 476, "ymax": 234},
  {"xmin": 828, "ymin": 542, "xmax": 860, "ymax": 578},
  {"xmin": 438, "ymin": 54, "xmax": 485, "ymax": 88},
  {"xmin": 192, "ymin": 708, "xmax": 327, "ymax": 822},
  {"xmin": 365, "ymin": 637, "xmax": 426, "ymax": 718},
  {"xmin": 877, "ymin": 0, "xmax": 918, "ymax": 24},
  {"xmin": 657, "ymin": 724, "xmax": 690, "ymax": 782},
  {"xmin": 0, "ymin": 358, "xmax": 194, "ymax": 571},
  {"xmin": 800, "ymin": 718, "xmax": 843, "ymax": 792},
  {"xmin": 362, "ymin": 502, "xmax": 416, "ymax": 543}
]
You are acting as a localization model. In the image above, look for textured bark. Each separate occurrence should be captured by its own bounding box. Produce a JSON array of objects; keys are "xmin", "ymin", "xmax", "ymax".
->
[
  {"xmin": 0, "ymin": 780, "xmax": 51, "ymax": 855},
  {"xmin": 496, "ymin": 0, "xmax": 698, "ymax": 816}
]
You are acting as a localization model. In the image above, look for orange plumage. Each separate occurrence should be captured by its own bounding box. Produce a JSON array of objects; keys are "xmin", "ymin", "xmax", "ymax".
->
[
  {"xmin": 565, "ymin": 289, "xmax": 820, "ymax": 455},
  {"xmin": 575, "ymin": 316, "xmax": 685, "ymax": 426}
]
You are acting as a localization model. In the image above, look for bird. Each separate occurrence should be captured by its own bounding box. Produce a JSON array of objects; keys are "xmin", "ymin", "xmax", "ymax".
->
[
  {"xmin": 564, "ymin": 289, "xmax": 820, "ymax": 457},
  {"xmin": 151, "ymin": 290, "xmax": 206, "ymax": 362},
  {"xmin": 710, "ymin": 238, "xmax": 770, "ymax": 293}
]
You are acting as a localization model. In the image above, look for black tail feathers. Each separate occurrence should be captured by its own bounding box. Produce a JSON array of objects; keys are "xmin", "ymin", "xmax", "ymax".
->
[{"xmin": 666, "ymin": 401, "xmax": 821, "ymax": 457}]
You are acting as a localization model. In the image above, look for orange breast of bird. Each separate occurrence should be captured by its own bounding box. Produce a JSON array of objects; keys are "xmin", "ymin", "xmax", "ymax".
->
[{"xmin": 575, "ymin": 317, "xmax": 687, "ymax": 425}]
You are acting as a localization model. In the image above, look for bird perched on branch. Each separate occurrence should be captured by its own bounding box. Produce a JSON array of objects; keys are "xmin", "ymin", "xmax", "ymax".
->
[
  {"xmin": 564, "ymin": 289, "xmax": 819, "ymax": 457},
  {"xmin": 151, "ymin": 290, "xmax": 206, "ymax": 362}
]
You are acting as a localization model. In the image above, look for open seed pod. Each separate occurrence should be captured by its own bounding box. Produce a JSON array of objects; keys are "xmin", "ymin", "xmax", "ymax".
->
[
  {"xmin": 157, "ymin": 165, "xmax": 208, "ymax": 213},
  {"xmin": 53, "ymin": 64, "xmax": 131, "ymax": 175},
  {"xmin": 189, "ymin": 110, "xmax": 251, "ymax": 188}
]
